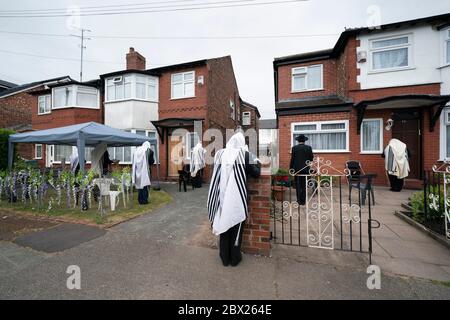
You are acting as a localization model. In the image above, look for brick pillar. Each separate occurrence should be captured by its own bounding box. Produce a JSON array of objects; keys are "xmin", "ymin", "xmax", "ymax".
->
[{"xmin": 242, "ymin": 175, "xmax": 271, "ymax": 256}]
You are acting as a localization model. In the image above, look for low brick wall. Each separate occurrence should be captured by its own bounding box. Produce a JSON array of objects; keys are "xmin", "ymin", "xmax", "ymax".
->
[{"xmin": 242, "ymin": 175, "xmax": 271, "ymax": 256}]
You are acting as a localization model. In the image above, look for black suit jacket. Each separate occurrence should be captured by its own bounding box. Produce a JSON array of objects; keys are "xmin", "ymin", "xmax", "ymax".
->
[{"xmin": 290, "ymin": 144, "xmax": 314, "ymax": 173}]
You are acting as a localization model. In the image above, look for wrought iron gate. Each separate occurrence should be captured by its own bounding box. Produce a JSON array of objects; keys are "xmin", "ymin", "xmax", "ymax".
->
[{"xmin": 270, "ymin": 157, "xmax": 379, "ymax": 263}]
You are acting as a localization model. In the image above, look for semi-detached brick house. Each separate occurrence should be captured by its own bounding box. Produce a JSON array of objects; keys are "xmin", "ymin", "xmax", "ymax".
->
[
  {"xmin": 274, "ymin": 13, "xmax": 450, "ymax": 187},
  {"xmin": 18, "ymin": 48, "xmax": 260, "ymax": 181}
]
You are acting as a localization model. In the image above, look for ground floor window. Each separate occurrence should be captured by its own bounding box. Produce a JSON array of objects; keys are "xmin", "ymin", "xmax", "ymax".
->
[
  {"xmin": 53, "ymin": 145, "xmax": 93, "ymax": 164},
  {"xmin": 35, "ymin": 144, "xmax": 43, "ymax": 159},
  {"xmin": 108, "ymin": 129, "xmax": 158, "ymax": 164},
  {"xmin": 291, "ymin": 120, "xmax": 349, "ymax": 152},
  {"xmin": 186, "ymin": 132, "xmax": 200, "ymax": 159},
  {"xmin": 361, "ymin": 119, "xmax": 383, "ymax": 154}
]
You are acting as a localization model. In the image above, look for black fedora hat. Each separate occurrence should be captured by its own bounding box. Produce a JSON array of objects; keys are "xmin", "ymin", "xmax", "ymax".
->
[{"xmin": 296, "ymin": 134, "xmax": 309, "ymax": 143}]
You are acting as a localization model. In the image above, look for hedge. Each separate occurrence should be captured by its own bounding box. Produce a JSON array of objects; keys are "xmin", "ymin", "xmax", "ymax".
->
[{"xmin": 0, "ymin": 128, "xmax": 15, "ymax": 171}]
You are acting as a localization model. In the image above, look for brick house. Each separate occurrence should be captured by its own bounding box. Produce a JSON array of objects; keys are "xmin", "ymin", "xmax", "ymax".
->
[
  {"xmin": 24, "ymin": 48, "xmax": 259, "ymax": 181},
  {"xmin": 0, "ymin": 76, "xmax": 73, "ymax": 160},
  {"xmin": 274, "ymin": 13, "xmax": 450, "ymax": 187}
]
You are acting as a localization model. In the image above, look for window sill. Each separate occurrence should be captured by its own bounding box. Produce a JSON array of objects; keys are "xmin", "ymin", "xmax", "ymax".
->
[
  {"xmin": 105, "ymin": 98, "xmax": 158, "ymax": 104},
  {"xmin": 170, "ymin": 96, "xmax": 196, "ymax": 101},
  {"xmin": 360, "ymin": 152, "xmax": 383, "ymax": 155},
  {"xmin": 367, "ymin": 66, "xmax": 415, "ymax": 75},
  {"xmin": 438, "ymin": 64, "xmax": 450, "ymax": 69},
  {"xmin": 291, "ymin": 88, "xmax": 324, "ymax": 94},
  {"xmin": 52, "ymin": 106, "xmax": 100, "ymax": 110},
  {"xmin": 34, "ymin": 157, "xmax": 42, "ymax": 160},
  {"xmin": 37, "ymin": 112, "xmax": 51, "ymax": 116}
]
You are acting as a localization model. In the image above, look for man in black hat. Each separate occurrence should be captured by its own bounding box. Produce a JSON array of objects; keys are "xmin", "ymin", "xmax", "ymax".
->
[{"xmin": 290, "ymin": 134, "xmax": 314, "ymax": 205}]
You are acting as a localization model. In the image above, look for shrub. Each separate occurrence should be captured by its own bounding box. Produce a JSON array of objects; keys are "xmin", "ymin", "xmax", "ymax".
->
[
  {"xmin": 0, "ymin": 129, "xmax": 15, "ymax": 171},
  {"xmin": 274, "ymin": 168, "xmax": 292, "ymax": 187},
  {"xmin": 410, "ymin": 186, "xmax": 445, "ymax": 223}
]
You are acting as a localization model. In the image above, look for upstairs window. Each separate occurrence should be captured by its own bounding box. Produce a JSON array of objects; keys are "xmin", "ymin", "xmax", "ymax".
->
[
  {"xmin": 230, "ymin": 99, "xmax": 235, "ymax": 120},
  {"xmin": 38, "ymin": 95, "xmax": 51, "ymax": 115},
  {"xmin": 242, "ymin": 111, "xmax": 251, "ymax": 126},
  {"xmin": 171, "ymin": 71, "xmax": 195, "ymax": 99},
  {"xmin": 291, "ymin": 65, "xmax": 323, "ymax": 92},
  {"xmin": 53, "ymin": 85, "xmax": 99, "ymax": 109},
  {"xmin": 446, "ymin": 29, "xmax": 450, "ymax": 65},
  {"xmin": 105, "ymin": 74, "xmax": 157, "ymax": 102},
  {"xmin": 370, "ymin": 35, "xmax": 412, "ymax": 71}
]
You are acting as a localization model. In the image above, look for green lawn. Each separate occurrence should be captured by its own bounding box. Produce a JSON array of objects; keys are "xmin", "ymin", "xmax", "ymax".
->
[{"xmin": 0, "ymin": 189, "xmax": 172, "ymax": 227}]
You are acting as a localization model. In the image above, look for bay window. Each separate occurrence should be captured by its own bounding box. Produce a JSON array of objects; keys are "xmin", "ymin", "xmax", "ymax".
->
[
  {"xmin": 38, "ymin": 95, "xmax": 51, "ymax": 115},
  {"xmin": 171, "ymin": 71, "xmax": 195, "ymax": 99},
  {"xmin": 291, "ymin": 65, "xmax": 323, "ymax": 92},
  {"xmin": 361, "ymin": 119, "xmax": 383, "ymax": 154},
  {"xmin": 52, "ymin": 85, "xmax": 99, "ymax": 109},
  {"xmin": 292, "ymin": 121, "xmax": 349, "ymax": 152},
  {"xmin": 105, "ymin": 74, "xmax": 158, "ymax": 102},
  {"xmin": 370, "ymin": 35, "xmax": 412, "ymax": 71},
  {"xmin": 109, "ymin": 129, "xmax": 158, "ymax": 164},
  {"xmin": 445, "ymin": 29, "xmax": 450, "ymax": 65}
]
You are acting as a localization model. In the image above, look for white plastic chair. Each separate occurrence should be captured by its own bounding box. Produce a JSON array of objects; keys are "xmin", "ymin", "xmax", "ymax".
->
[{"xmin": 93, "ymin": 178, "xmax": 114, "ymax": 213}]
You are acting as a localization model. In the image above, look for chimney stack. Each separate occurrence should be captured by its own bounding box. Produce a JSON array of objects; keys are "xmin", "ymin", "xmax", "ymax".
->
[{"xmin": 126, "ymin": 47, "xmax": 146, "ymax": 70}]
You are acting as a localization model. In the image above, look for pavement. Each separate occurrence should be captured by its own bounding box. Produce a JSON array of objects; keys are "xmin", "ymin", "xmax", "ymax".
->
[{"xmin": 0, "ymin": 183, "xmax": 449, "ymax": 300}]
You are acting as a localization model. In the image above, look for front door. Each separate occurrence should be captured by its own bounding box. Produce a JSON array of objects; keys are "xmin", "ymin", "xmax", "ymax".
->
[
  {"xmin": 392, "ymin": 111, "xmax": 421, "ymax": 179},
  {"xmin": 168, "ymin": 135, "xmax": 184, "ymax": 177}
]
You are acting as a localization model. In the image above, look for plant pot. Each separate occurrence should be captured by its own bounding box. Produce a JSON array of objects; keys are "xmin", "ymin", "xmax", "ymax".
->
[{"xmin": 272, "ymin": 186, "xmax": 285, "ymax": 202}]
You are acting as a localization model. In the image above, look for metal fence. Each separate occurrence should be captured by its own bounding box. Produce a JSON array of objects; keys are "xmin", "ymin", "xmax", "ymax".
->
[{"xmin": 270, "ymin": 158, "xmax": 379, "ymax": 263}]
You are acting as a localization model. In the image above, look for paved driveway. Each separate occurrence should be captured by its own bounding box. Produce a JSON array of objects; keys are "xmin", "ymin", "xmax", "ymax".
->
[{"xmin": 1, "ymin": 183, "xmax": 449, "ymax": 299}]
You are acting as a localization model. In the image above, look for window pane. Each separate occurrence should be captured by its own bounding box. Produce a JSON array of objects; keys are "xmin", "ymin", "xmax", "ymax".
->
[
  {"xmin": 362, "ymin": 120, "xmax": 381, "ymax": 151},
  {"xmin": 447, "ymin": 125, "xmax": 450, "ymax": 158},
  {"xmin": 115, "ymin": 147, "xmax": 123, "ymax": 162},
  {"xmin": 115, "ymin": 83, "xmax": 124, "ymax": 100},
  {"xmin": 107, "ymin": 85, "xmax": 115, "ymax": 101},
  {"xmin": 172, "ymin": 83, "xmax": 183, "ymax": 98},
  {"xmin": 373, "ymin": 48, "xmax": 408, "ymax": 69},
  {"xmin": 38, "ymin": 97, "xmax": 45, "ymax": 114},
  {"xmin": 184, "ymin": 72, "xmax": 194, "ymax": 81},
  {"xmin": 76, "ymin": 88, "xmax": 97, "ymax": 108},
  {"xmin": 45, "ymin": 95, "xmax": 51, "ymax": 112},
  {"xmin": 54, "ymin": 145, "xmax": 72, "ymax": 162},
  {"xmin": 147, "ymin": 84, "xmax": 156, "ymax": 100},
  {"xmin": 136, "ymin": 83, "xmax": 146, "ymax": 99},
  {"xmin": 447, "ymin": 41, "xmax": 450, "ymax": 64},
  {"xmin": 322, "ymin": 123, "xmax": 345, "ymax": 130},
  {"xmin": 372, "ymin": 37, "xmax": 408, "ymax": 48},
  {"xmin": 85, "ymin": 147, "xmax": 93, "ymax": 162},
  {"xmin": 294, "ymin": 124, "xmax": 316, "ymax": 131},
  {"xmin": 107, "ymin": 147, "xmax": 115, "ymax": 159},
  {"xmin": 307, "ymin": 133, "xmax": 346, "ymax": 151},
  {"xmin": 293, "ymin": 75, "xmax": 306, "ymax": 91},
  {"xmin": 184, "ymin": 82, "xmax": 194, "ymax": 97},
  {"xmin": 54, "ymin": 87, "xmax": 73, "ymax": 108},
  {"xmin": 148, "ymin": 131, "xmax": 156, "ymax": 139},
  {"xmin": 172, "ymin": 74, "xmax": 183, "ymax": 83},
  {"xmin": 292, "ymin": 67, "xmax": 307, "ymax": 75},
  {"xmin": 124, "ymin": 147, "xmax": 132, "ymax": 163},
  {"xmin": 307, "ymin": 66, "xmax": 322, "ymax": 89}
]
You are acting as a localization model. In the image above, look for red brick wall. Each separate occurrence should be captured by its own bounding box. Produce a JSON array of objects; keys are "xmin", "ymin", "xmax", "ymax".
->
[
  {"xmin": 277, "ymin": 59, "xmax": 337, "ymax": 101},
  {"xmin": 242, "ymin": 176, "xmax": 271, "ymax": 256}
]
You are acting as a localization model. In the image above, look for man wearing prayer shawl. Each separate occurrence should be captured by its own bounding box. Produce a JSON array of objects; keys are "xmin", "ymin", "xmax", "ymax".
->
[
  {"xmin": 383, "ymin": 139, "xmax": 410, "ymax": 192},
  {"xmin": 69, "ymin": 148, "xmax": 80, "ymax": 175},
  {"xmin": 207, "ymin": 132, "xmax": 261, "ymax": 267},
  {"xmin": 132, "ymin": 141, "xmax": 154, "ymax": 204},
  {"xmin": 190, "ymin": 141, "xmax": 206, "ymax": 188}
]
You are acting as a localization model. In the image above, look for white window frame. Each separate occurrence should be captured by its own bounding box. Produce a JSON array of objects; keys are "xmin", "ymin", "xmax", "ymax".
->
[
  {"xmin": 441, "ymin": 108, "xmax": 450, "ymax": 161},
  {"xmin": 242, "ymin": 111, "xmax": 251, "ymax": 126},
  {"xmin": 52, "ymin": 85, "xmax": 100, "ymax": 109},
  {"xmin": 230, "ymin": 99, "xmax": 235, "ymax": 120},
  {"xmin": 171, "ymin": 71, "xmax": 195, "ymax": 100},
  {"xmin": 291, "ymin": 64, "xmax": 323, "ymax": 92},
  {"xmin": 444, "ymin": 28, "xmax": 450, "ymax": 66},
  {"xmin": 105, "ymin": 74, "xmax": 158, "ymax": 103},
  {"xmin": 360, "ymin": 118, "xmax": 383, "ymax": 154},
  {"xmin": 291, "ymin": 120, "xmax": 349, "ymax": 153},
  {"xmin": 109, "ymin": 129, "xmax": 159, "ymax": 164},
  {"xmin": 34, "ymin": 144, "xmax": 43, "ymax": 159},
  {"xmin": 38, "ymin": 94, "xmax": 51, "ymax": 115},
  {"xmin": 185, "ymin": 132, "xmax": 200, "ymax": 160},
  {"xmin": 369, "ymin": 34, "xmax": 413, "ymax": 73}
]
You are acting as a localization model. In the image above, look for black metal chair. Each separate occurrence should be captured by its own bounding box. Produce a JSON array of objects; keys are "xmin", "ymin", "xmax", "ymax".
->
[
  {"xmin": 346, "ymin": 161, "xmax": 376, "ymax": 206},
  {"xmin": 178, "ymin": 165, "xmax": 194, "ymax": 192}
]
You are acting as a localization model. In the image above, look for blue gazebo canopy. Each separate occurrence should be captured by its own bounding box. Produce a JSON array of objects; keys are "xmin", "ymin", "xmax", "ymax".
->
[{"xmin": 8, "ymin": 122, "xmax": 155, "ymax": 171}]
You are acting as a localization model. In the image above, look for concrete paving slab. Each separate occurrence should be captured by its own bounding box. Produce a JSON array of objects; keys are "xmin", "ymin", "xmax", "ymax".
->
[{"xmin": 13, "ymin": 223, "xmax": 107, "ymax": 253}]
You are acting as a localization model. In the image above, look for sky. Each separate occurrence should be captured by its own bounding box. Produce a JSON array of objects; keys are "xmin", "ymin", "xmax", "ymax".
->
[{"xmin": 0, "ymin": 0, "xmax": 449, "ymax": 119}]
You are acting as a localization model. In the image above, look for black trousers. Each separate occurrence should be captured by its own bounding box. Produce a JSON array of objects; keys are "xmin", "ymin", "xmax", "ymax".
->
[
  {"xmin": 295, "ymin": 176, "xmax": 307, "ymax": 205},
  {"xmin": 388, "ymin": 175, "xmax": 404, "ymax": 192},
  {"xmin": 219, "ymin": 222, "xmax": 244, "ymax": 267},
  {"xmin": 138, "ymin": 186, "xmax": 149, "ymax": 204}
]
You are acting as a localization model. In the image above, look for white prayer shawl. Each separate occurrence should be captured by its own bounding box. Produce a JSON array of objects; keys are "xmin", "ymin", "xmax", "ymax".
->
[
  {"xmin": 91, "ymin": 143, "xmax": 107, "ymax": 176},
  {"xmin": 69, "ymin": 148, "xmax": 79, "ymax": 173},
  {"xmin": 207, "ymin": 133, "xmax": 248, "ymax": 237},
  {"xmin": 190, "ymin": 142, "xmax": 206, "ymax": 177},
  {"xmin": 384, "ymin": 139, "xmax": 410, "ymax": 179},
  {"xmin": 132, "ymin": 141, "xmax": 151, "ymax": 189}
]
